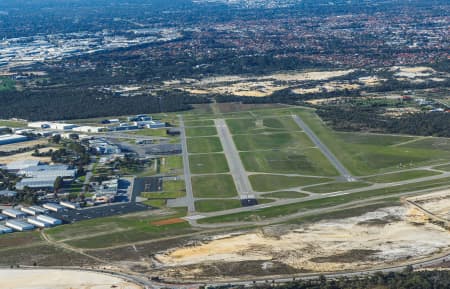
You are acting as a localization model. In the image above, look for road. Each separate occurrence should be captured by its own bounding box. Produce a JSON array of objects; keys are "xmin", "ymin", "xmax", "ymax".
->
[
  {"xmin": 178, "ymin": 115, "xmax": 196, "ymax": 214},
  {"xmin": 292, "ymin": 114, "xmax": 355, "ymax": 181},
  {"xmin": 215, "ymin": 118, "xmax": 254, "ymax": 197}
]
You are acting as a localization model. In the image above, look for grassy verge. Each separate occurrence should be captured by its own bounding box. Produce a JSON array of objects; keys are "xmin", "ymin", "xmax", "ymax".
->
[
  {"xmin": 187, "ymin": 137, "xmax": 223, "ymax": 153},
  {"xmin": 249, "ymin": 174, "xmax": 331, "ymax": 192},
  {"xmin": 186, "ymin": 126, "xmax": 217, "ymax": 137},
  {"xmin": 362, "ymin": 170, "xmax": 442, "ymax": 183},
  {"xmin": 195, "ymin": 199, "xmax": 242, "ymax": 212},
  {"xmin": 261, "ymin": 191, "xmax": 309, "ymax": 198},
  {"xmin": 304, "ymin": 181, "xmax": 371, "ymax": 194},
  {"xmin": 190, "ymin": 153, "xmax": 229, "ymax": 174}
]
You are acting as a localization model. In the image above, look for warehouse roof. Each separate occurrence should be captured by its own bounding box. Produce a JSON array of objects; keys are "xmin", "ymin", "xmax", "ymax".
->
[{"xmin": 6, "ymin": 160, "xmax": 40, "ymax": 170}]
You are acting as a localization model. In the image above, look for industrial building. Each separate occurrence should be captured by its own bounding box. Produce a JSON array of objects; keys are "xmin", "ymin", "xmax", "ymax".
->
[
  {"xmin": 0, "ymin": 225, "xmax": 13, "ymax": 234},
  {"xmin": 27, "ymin": 217, "xmax": 49, "ymax": 228},
  {"xmin": 134, "ymin": 120, "xmax": 166, "ymax": 129},
  {"xmin": 60, "ymin": 201, "xmax": 78, "ymax": 210},
  {"xmin": 29, "ymin": 205, "xmax": 48, "ymax": 214},
  {"xmin": 28, "ymin": 122, "xmax": 79, "ymax": 131},
  {"xmin": 0, "ymin": 190, "xmax": 17, "ymax": 198},
  {"xmin": 36, "ymin": 214, "xmax": 62, "ymax": 226},
  {"xmin": 89, "ymin": 138, "xmax": 121, "ymax": 155},
  {"xmin": 43, "ymin": 203, "xmax": 64, "ymax": 212},
  {"xmin": 0, "ymin": 134, "xmax": 28, "ymax": 145},
  {"xmin": 5, "ymin": 219, "xmax": 34, "ymax": 231},
  {"xmin": 2, "ymin": 208, "xmax": 27, "ymax": 218},
  {"xmin": 16, "ymin": 176, "xmax": 57, "ymax": 190},
  {"xmin": 21, "ymin": 207, "xmax": 39, "ymax": 216},
  {"xmin": 72, "ymin": 126, "xmax": 106, "ymax": 133},
  {"xmin": 18, "ymin": 164, "xmax": 77, "ymax": 178},
  {"xmin": 5, "ymin": 160, "xmax": 40, "ymax": 171},
  {"xmin": 0, "ymin": 214, "xmax": 8, "ymax": 221}
]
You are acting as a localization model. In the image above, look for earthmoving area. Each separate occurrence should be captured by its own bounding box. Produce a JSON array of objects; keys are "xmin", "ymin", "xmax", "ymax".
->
[{"xmin": 150, "ymin": 189, "xmax": 450, "ymax": 282}]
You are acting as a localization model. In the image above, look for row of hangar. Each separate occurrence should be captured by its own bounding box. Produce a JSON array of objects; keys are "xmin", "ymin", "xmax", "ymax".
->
[{"xmin": 0, "ymin": 202, "xmax": 77, "ymax": 233}]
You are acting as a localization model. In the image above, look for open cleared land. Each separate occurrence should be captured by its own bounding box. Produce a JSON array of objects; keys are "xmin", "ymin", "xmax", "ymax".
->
[
  {"xmin": 0, "ymin": 269, "xmax": 141, "ymax": 289},
  {"xmin": 234, "ymin": 132, "xmax": 314, "ymax": 151},
  {"xmin": 191, "ymin": 174, "xmax": 238, "ymax": 198},
  {"xmin": 189, "ymin": 153, "xmax": 229, "ymax": 174},
  {"xmin": 249, "ymin": 174, "xmax": 331, "ymax": 192}
]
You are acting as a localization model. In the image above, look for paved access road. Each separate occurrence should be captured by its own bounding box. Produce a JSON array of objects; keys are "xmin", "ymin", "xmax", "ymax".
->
[
  {"xmin": 292, "ymin": 114, "xmax": 355, "ymax": 181},
  {"xmin": 215, "ymin": 119, "xmax": 253, "ymax": 197},
  {"xmin": 178, "ymin": 115, "xmax": 196, "ymax": 214}
]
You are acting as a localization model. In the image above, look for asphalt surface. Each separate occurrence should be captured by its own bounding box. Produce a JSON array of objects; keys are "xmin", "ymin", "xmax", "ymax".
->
[
  {"xmin": 215, "ymin": 119, "xmax": 253, "ymax": 197},
  {"xmin": 292, "ymin": 114, "xmax": 355, "ymax": 181},
  {"xmin": 178, "ymin": 115, "xmax": 196, "ymax": 214},
  {"xmin": 48, "ymin": 202, "xmax": 149, "ymax": 223}
]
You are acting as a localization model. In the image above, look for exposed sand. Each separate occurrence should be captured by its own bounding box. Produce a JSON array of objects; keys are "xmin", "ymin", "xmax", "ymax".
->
[
  {"xmin": 0, "ymin": 149, "xmax": 52, "ymax": 164},
  {"xmin": 0, "ymin": 269, "xmax": 142, "ymax": 289},
  {"xmin": 157, "ymin": 205, "xmax": 450, "ymax": 274},
  {"xmin": 408, "ymin": 189, "xmax": 450, "ymax": 220},
  {"xmin": 168, "ymin": 69, "xmax": 355, "ymax": 97},
  {"xmin": 392, "ymin": 66, "xmax": 435, "ymax": 78}
]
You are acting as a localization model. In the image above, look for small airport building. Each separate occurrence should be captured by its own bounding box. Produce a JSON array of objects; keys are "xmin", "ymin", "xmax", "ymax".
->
[
  {"xmin": 0, "ymin": 225, "xmax": 13, "ymax": 234},
  {"xmin": 0, "ymin": 134, "xmax": 28, "ymax": 145},
  {"xmin": 5, "ymin": 220, "xmax": 34, "ymax": 231},
  {"xmin": 27, "ymin": 217, "xmax": 49, "ymax": 228},
  {"xmin": 36, "ymin": 214, "xmax": 62, "ymax": 226},
  {"xmin": 43, "ymin": 203, "xmax": 64, "ymax": 212},
  {"xmin": 2, "ymin": 208, "xmax": 27, "ymax": 218}
]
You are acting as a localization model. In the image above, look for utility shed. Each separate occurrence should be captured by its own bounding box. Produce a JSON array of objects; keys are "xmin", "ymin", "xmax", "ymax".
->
[
  {"xmin": 0, "ymin": 225, "xmax": 13, "ymax": 234},
  {"xmin": 43, "ymin": 203, "xmax": 64, "ymax": 212},
  {"xmin": 5, "ymin": 220, "xmax": 35, "ymax": 231},
  {"xmin": 2, "ymin": 208, "xmax": 27, "ymax": 218},
  {"xmin": 36, "ymin": 215, "xmax": 62, "ymax": 226}
]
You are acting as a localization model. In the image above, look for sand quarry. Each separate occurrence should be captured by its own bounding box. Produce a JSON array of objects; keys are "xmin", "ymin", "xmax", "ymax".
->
[
  {"xmin": 0, "ymin": 269, "xmax": 142, "ymax": 289},
  {"xmin": 155, "ymin": 190, "xmax": 450, "ymax": 280}
]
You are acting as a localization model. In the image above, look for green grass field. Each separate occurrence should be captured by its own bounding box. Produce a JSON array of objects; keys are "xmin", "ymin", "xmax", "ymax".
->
[
  {"xmin": 241, "ymin": 149, "xmax": 338, "ymax": 176},
  {"xmin": 184, "ymin": 119, "xmax": 214, "ymax": 127},
  {"xmin": 435, "ymin": 164, "xmax": 450, "ymax": 172},
  {"xmin": 160, "ymin": 155, "xmax": 183, "ymax": 174},
  {"xmin": 363, "ymin": 170, "xmax": 442, "ymax": 183},
  {"xmin": 186, "ymin": 126, "xmax": 218, "ymax": 137},
  {"xmin": 0, "ymin": 120, "xmax": 26, "ymax": 128},
  {"xmin": 304, "ymin": 181, "xmax": 371, "ymax": 194},
  {"xmin": 195, "ymin": 199, "xmax": 242, "ymax": 212},
  {"xmin": 226, "ymin": 117, "xmax": 302, "ymax": 135},
  {"xmin": 234, "ymin": 132, "xmax": 314, "ymax": 151},
  {"xmin": 295, "ymin": 109, "xmax": 450, "ymax": 175},
  {"xmin": 0, "ymin": 77, "xmax": 15, "ymax": 92},
  {"xmin": 187, "ymin": 137, "xmax": 223, "ymax": 153},
  {"xmin": 192, "ymin": 174, "xmax": 238, "ymax": 198},
  {"xmin": 190, "ymin": 153, "xmax": 229, "ymax": 174},
  {"xmin": 261, "ymin": 191, "xmax": 309, "ymax": 199},
  {"xmin": 142, "ymin": 180, "xmax": 186, "ymax": 199},
  {"xmin": 126, "ymin": 128, "xmax": 167, "ymax": 137},
  {"xmin": 249, "ymin": 174, "xmax": 331, "ymax": 192}
]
